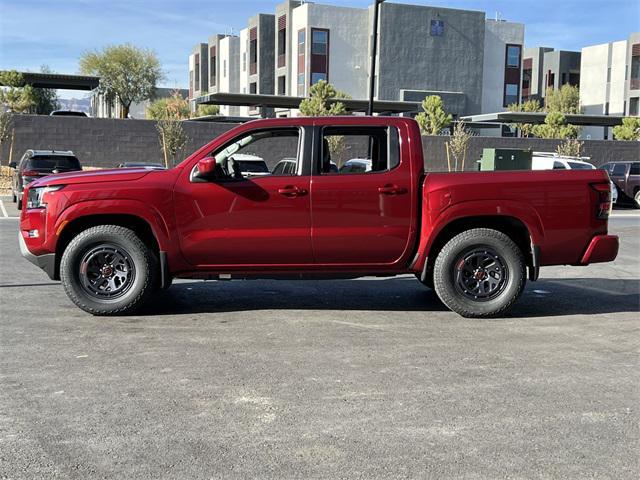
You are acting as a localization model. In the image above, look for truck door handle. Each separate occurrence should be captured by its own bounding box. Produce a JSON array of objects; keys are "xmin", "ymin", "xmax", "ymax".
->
[
  {"xmin": 278, "ymin": 185, "xmax": 308, "ymax": 197},
  {"xmin": 378, "ymin": 184, "xmax": 407, "ymax": 195}
]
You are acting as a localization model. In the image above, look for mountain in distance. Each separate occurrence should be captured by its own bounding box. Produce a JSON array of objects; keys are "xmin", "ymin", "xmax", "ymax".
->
[{"xmin": 57, "ymin": 97, "xmax": 91, "ymax": 113}]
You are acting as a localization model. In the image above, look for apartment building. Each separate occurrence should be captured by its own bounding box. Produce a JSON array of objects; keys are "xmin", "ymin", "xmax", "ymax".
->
[
  {"xmin": 580, "ymin": 32, "xmax": 640, "ymax": 139},
  {"xmin": 188, "ymin": 43, "xmax": 208, "ymax": 99},
  {"xmin": 209, "ymin": 34, "xmax": 241, "ymax": 116},
  {"xmin": 188, "ymin": 1, "xmax": 524, "ymax": 119},
  {"xmin": 521, "ymin": 47, "xmax": 581, "ymax": 103}
]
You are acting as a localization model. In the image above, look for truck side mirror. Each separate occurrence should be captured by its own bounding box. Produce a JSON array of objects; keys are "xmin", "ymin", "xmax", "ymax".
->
[
  {"xmin": 8, "ymin": 162, "xmax": 17, "ymax": 169},
  {"xmin": 196, "ymin": 158, "xmax": 217, "ymax": 179}
]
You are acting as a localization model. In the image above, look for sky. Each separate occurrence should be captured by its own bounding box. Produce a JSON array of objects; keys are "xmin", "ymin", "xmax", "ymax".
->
[{"xmin": 1, "ymin": 0, "xmax": 638, "ymax": 99}]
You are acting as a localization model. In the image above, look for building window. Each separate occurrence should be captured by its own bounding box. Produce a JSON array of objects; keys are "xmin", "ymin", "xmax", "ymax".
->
[
  {"xmin": 607, "ymin": 67, "xmax": 611, "ymax": 83},
  {"xmin": 278, "ymin": 75, "xmax": 286, "ymax": 95},
  {"xmin": 504, "ymin": 83, "xmax": 519, "ymax": 106},
  {"xmin": 298, "ymin": 29, "xmax": 305, "ymax": 96},
  {"xmin": 569, "ymin": 73, "xmax": 580, "ymax": 86},
  {"xmin": 195, "ymin": 54, "xmax": 200, "ymax": 91},
  {"xmin": 210, "ymin": 47, "xmax": 216, "ymax": 87},
  {"xmin": 547, "ymin": 72, "xmax": 555, "ymax": 88},
  {"xmin": 278, "ymin": 14, "xmax": 286, "ymax": 68},
  {"xmin": 631, "ymin": 48, "xmax": 640, "ymax": 90},
  {"xmin": 243, "ymin": 52, "xmax": 246, "ymax": 72},
  {"xmin": 522, "ymin": 68, "xmax": 531, "ymax": 92},
  {"xmin": 506, "ymin": 45, "xmax": 521, "ymax": 68},
  {"xmin": 249, "ymin": 27, "xmax": 258, "ymax": 76},
  {"xmin": 311, "ymin": 29, "xmax": 328, "ymax": 55},
  {"xmin": 310, "ymin": 28, "xmax": 329, "ymax": 86},
  {"xmin": 311, "ymin": 73, "xmax": 327, "ymax": 85},
  {"xmin": 430, "ymin": 19, "xmax": 444, "ymax": 37},
  {"xmin": 630, "ymin": 97, "xmax": 639, "ymax": 116},
  {"xmin": 249, "ymin": 82, "xmax": 257, "ymax": 94}
]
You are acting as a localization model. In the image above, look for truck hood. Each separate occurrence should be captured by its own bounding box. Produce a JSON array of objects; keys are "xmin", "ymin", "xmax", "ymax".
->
[{"xmin": 29, "ymin": 168, "xmax": 153, "ymax": 187}]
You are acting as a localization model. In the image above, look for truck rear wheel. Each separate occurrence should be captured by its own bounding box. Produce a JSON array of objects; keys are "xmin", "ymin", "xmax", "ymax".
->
[
  {"xmin": 60, "ymin": 225, "xmax": 159, "ymax": 315},
  {"xmin": 433, "ymin": 228, "xmax": 526, "ymax": 318}
]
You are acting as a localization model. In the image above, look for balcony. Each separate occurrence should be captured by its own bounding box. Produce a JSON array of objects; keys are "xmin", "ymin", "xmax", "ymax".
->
[
  {"xmin": 631, "ymin": 78, "xmax": 640, "ymax": 91},
  {"xmin": 250, "ymin": 63, "xmax": 257, "ymax": 76},
  {"xmin": 278, "ymin": 54, "xmax": 286, "ymax": 68}
]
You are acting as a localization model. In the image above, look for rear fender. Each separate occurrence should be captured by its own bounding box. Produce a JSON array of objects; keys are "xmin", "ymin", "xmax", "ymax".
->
[{"xmin": 412, "ymin": 199, "xmax": 545, "ymax": 272}]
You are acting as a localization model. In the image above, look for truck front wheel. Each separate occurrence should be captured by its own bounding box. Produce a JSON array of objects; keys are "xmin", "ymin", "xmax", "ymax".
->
[
  {"xmin": 433, "ymin": 228, "xmax": 526, "ymax": 318},
  {"xmin": 60, "ymin": 225, "xmax": 159, "ymax": 315}
]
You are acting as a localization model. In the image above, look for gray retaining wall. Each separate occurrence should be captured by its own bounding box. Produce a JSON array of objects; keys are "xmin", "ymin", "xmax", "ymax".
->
[{"xmin": 1, "ymin": 115, "xmax": 638, "ymax": 171}]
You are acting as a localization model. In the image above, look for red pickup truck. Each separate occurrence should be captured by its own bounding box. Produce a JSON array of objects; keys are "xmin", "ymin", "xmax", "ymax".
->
[{"xmin": 19, "ymin": 116, "xmax": 618, "ymax": 317}]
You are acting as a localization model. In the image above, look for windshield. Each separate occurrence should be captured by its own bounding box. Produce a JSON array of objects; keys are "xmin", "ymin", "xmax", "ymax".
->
[
  {"xmin": 567, "ymin": 162, "xmax": 594, "ymax": 170},
  {"xmin": 26, "ymin": 156, "xmax": 81, "ymax": 171}
]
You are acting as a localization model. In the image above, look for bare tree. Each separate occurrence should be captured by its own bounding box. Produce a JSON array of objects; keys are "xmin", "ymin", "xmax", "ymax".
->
[{"xmin": 446, "ymin": 121, "xmax": 474, "ymax": 172}]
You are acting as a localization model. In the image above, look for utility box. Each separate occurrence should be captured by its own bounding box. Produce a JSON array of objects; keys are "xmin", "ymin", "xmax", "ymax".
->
[{"xmin": 480, "ymin": 148, "xmax": 532, "ymax": 171}]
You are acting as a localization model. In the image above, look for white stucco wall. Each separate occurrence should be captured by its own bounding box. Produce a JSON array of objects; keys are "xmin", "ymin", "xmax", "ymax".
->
[
  {"xmin": 219, "ymin": 36, "xmax": 240, "ymax": 116},
  {"xmin": 481, "ymin": 20, "xmax": 525, "ymax": 115},
  {"xmin": 238, "ymin": 28, "xmax": 249, "ymax": 117},
  {"xmin": 307, "ymin": 4, "xmax": 369, "ymax": 99},
  {"xmin": 580, "ymin": 40, "xmax": 627, "ymax": 139}
]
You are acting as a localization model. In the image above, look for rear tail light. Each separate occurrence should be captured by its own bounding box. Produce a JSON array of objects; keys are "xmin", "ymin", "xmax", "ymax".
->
[
  {"xmin": 21, "ymin": 170, "xmax": 41, "ymax": 177},
  {"xmin": 591, "ymin": 183, "xmax": 612, "ymax": 220}
]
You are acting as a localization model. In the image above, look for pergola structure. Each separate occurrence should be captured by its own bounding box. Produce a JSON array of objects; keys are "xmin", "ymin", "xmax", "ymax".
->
[
  {"xmin": 461, "ymin": 112, "xmax": 625, "ymax": 127},
  {"xmin": 195, "ymin": 92, "xmax": 423, "ymax": 116},
  {"xmin": 0, "ymin": 71, "xmax": 100, "ymax": 91}
]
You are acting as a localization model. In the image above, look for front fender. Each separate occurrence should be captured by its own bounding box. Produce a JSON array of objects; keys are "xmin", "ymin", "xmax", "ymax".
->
[{"xmin": 51, "ymin": 199, "xmax": 172, "ymax": 252}]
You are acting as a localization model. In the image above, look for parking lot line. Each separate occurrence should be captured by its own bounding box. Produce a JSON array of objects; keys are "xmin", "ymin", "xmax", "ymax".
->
[{"xmin": 0, "ymin": 200, "xmax": 8, "ymax": 218}]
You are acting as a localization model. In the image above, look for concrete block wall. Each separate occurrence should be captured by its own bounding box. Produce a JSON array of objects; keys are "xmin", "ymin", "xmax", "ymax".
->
[
  {"xmin": 0, "ymin": 115, "xmax": 235, "ymax": 168},
  {"xmin": 1, "ymin": 115, "xmax": 638, "ymax": 171},
  {"xmin": 422, "ymin": 136, "xmax": 640, "ymax": 172}
]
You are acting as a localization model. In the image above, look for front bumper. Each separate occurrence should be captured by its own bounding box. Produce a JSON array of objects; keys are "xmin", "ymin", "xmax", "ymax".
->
[
  {"xmin": 580, "ymin": 235, "xmax": 619, "ymax": 265},
  {"xmin": 19, "ymin": 232, "xmax": 56, "ymax": 280}
]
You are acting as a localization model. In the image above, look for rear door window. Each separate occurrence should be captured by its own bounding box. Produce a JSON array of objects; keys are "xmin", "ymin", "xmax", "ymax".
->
[
  {"xmin": 567, "ymin": 162, "xmax": 594, "ymax": 170},
  {"xmin": 26, "ymin": 155, "xmax": 81, "ymax": 171},
  {"xmin": 553, "ymin": 161, "xmax": 566, "ymax": 169},
  {"xmin": 319, "ymin": 126, "xmax": 400, "ymax": 174},
  {"xmin": 611, "ymin": 164, "xmax": 627, "ymax": 176},
  {"xmin": 630, "ymin": 163, "xmax": 640, "ymax": 175}
]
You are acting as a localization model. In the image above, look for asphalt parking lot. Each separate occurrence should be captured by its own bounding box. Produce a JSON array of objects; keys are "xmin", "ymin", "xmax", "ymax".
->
[{"xmin": 1, "ymin": 196, "xmax": 639, "ymax": 479}]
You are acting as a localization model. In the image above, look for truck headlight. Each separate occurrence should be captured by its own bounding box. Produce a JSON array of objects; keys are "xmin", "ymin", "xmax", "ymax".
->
[{"xmin": 27, "ymin": 185, "xmax": 64, "ymax": 209}]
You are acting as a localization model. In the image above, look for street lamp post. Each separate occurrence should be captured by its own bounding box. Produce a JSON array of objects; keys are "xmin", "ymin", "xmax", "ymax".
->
[{"xmin": 367, "ymin": 0, "xmax": 385, "ymax": 116}]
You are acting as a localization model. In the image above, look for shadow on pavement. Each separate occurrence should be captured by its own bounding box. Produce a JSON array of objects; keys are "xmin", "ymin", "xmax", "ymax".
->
[{"xmin": 140, "ymin": 276, "xmax": 640, "ymax": 318}]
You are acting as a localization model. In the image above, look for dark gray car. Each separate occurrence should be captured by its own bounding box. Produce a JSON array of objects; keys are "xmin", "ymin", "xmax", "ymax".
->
[
  {"xmin": 600, "ymin": 161, "xmax": 640, "ymax": 208},
  {"xmin": 10, "ymin": 150, "xmax": 82, "ymax": 210}
]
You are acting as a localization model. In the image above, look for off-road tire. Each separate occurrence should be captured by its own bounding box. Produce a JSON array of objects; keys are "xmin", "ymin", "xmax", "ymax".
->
[
  {"xmin": 433, "ymin": 228, "xmax": 526, "ymax": 318},
  {"xmin": 60, "ymin": 225, "xmax": 159, "ymax": 315}
]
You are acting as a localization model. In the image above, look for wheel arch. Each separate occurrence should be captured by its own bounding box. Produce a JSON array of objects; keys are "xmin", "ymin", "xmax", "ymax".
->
[
  {"xmin": 423, "ymin": 215, "xmax": 535, "ymax": 278},
  {"xmin": 54, "ymin": 214, "xmax": 161, "ymax": 280}
]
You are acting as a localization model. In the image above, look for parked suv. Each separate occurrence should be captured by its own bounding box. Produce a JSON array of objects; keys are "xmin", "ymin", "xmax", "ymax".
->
[
  {"xmin": 10, "ymin": 150, "xmax": 82, "ymax": 210},
  {"xmin": 599, "ymin": 161, "xmax": 640, "ymax": 208}
]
